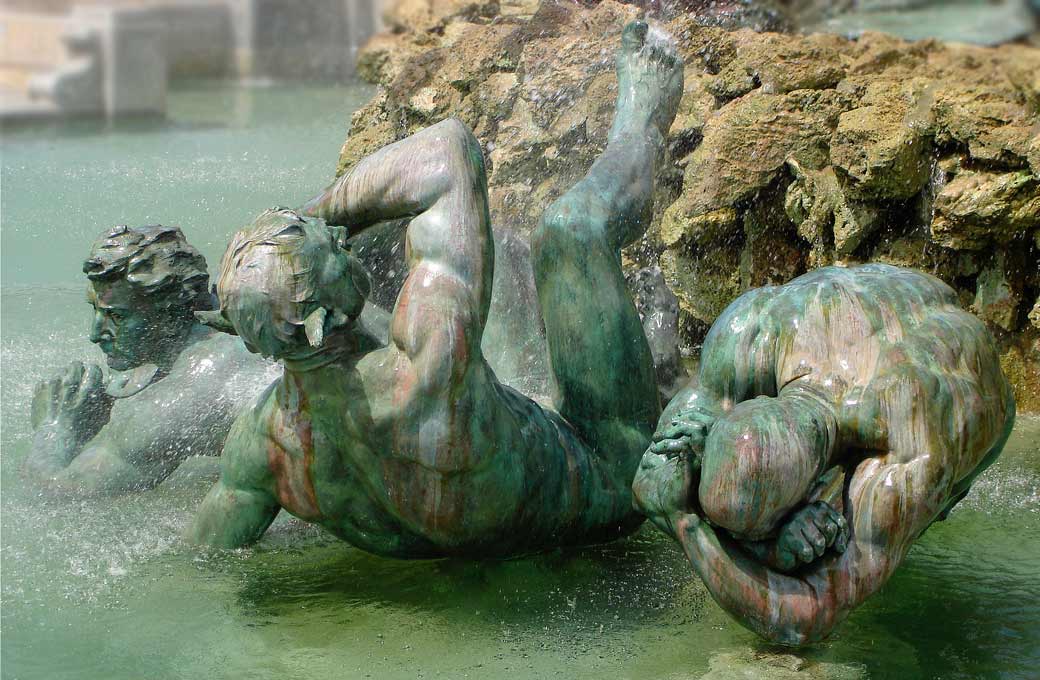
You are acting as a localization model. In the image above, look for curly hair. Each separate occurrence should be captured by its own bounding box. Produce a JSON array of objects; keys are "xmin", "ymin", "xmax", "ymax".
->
[
  {"xmin": 215, "ymin": 208, "xmax": 370, "ymax": 345},
  {"xmin": 83, "ymin": 224, "xmax": 212, "ymax": 314}
]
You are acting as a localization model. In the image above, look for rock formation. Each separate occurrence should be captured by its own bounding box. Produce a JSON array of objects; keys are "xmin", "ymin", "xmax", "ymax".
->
[{"xmin": 342, "ymin": 0, "xmax": 1039, "ymax": 409}]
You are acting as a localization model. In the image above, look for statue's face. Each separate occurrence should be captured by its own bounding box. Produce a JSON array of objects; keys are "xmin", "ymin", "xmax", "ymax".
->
[{"xmin": 87, "ymin": 279, "xmax": 168, "ymax": 370}]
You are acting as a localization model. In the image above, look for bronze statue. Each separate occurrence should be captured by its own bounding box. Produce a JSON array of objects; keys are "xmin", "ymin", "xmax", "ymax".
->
[
  {"xmin": 23, "ymin": 225, "xmax": 277, "ymax": 495},
  {"xmin": 186, "ymin": 20, "xmax": 682, "ymax": 555},
  {"xmin": 634, "ymin": 264, "xmax": 1016, "ymax": 645}
]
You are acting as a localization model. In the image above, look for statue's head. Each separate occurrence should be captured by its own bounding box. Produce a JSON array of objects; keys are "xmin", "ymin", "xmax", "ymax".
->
[
  {"xmin": 199, "ymin": 208, "xmax": 370, "ymax": 362},
  {"xmin": 83, "ymin": 225, "xmax": 211, "ymax": 371}
]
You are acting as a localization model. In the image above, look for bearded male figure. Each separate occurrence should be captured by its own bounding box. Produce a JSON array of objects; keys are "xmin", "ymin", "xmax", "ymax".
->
[
  {"xmin": 187, "ymin": 21, "xmax": 681, "ymax": 555},
  {"xmin": 24, "ymin": 225, "xmax": 277, "ymax": 495},
  {"xmin": 634, "ymin": 264, "xmax": 1016, "ymax": 645}
]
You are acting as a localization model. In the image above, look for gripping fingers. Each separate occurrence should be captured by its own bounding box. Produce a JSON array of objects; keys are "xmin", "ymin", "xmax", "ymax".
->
[
  {"xmin": 814, "ymin": 510, "xmax": 838, "ymax": 543},
  {"xmin": 779, "ymin": 531, "xmax": 813, "ymax": 566},
  {"xmin": 60, "ymin": 362, "xmax": 86, "ymax": 406},
  {"xmin": 31, "ymin": 380, "xmax": 53, "ymax": 429},
  {"xmin": 809, "ymin": 501, "xmax": 849, "ymax": 554},
  {"xmin": 48, "ymin": 377, "xmax": 62, "ymax": 409},
  {"xmin": 775, "ymin": 501, "xmax": 850, "ymax": 570},
  {"xmin": 829, "ymin": 506, "xmax": 850, "ymax": 553},
  {"xmin": 649, "ymin": 435, "xmax": 692, "ymax": 456},
  {"xmin": 74, "ymin": 364, "xmax": 105, "ymax": 408},
  {"xmin": 652, "ymin": 410, "xmax": 715, "ymax": 448},
  {"xmin": 800, "ymin": 521, "xmax": 827, "ymax": 558},
  {"xmin": 654, "ymin": 422, "xmax": 705, "ymax": 448}
]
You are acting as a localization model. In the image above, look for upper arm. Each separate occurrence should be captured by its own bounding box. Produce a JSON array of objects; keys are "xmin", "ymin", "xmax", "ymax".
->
[
  {"xmin": 215, "ymin": 391, "xmax": 277, "ymax": 492},
  {"xmin": 384, "ymin": 123, "xmax": 492, "ymax": 391},
  {"xmin": 390, "ymin": 261, "xmax": 481, "ymax": 396}
]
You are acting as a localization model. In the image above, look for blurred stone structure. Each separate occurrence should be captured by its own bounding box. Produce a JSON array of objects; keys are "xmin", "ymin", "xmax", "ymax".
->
[{"xmin": 0, "ymin": 0, "xmax": 384, "ymax": 119}]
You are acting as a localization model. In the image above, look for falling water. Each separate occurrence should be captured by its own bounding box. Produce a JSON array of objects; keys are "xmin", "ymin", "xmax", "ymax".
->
[{"xmin": 2, "ymin": 80, "xmax": 1039, "ymax": 680}]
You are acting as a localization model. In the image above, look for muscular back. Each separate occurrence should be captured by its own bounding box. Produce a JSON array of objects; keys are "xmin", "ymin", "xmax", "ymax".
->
[{"xmin": 699, "ymin": 264, "xmax": 1013, "ymax": 474}]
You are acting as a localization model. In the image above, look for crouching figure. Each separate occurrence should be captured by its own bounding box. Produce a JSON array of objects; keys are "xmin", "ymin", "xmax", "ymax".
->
[{"xmin": 634, "ymin": 264, "xmax": 1015, "ymax": 645}]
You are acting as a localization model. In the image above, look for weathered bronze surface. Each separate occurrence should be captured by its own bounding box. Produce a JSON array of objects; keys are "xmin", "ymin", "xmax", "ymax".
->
[
  {"xmin": 187, "ymin": 21, "xmax": 681, "ymax": 556},
  {"xmin": 634, "ymin": 263, "xmax": 1016, "ymax": 645},
  {"xmin": 23, "ymin": 225, "xmax": 275, "ymax": 495}
]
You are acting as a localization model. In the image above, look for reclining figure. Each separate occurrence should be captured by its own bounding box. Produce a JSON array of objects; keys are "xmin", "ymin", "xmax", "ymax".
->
[
  {"xmin": 187, "ymin": 21, "xmax": 682, "ymax": 556},
  {"xmin": 634, "ymin": 264, "xmax": 1016, "ymax": 644}
]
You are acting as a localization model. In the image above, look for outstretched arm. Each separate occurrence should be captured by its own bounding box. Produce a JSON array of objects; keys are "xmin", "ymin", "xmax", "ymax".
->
[{"xmin": 25, "ymin": 360, "xmax": 242, "ymax": 496}]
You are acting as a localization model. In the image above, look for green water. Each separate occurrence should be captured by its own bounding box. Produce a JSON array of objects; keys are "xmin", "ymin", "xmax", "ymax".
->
[{"xmin": 2, "ymin": 83, "xmax": 1039, "ymax": 680}]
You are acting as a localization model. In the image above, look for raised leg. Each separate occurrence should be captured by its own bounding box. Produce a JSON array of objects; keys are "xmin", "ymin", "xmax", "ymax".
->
[{"xmin": 532, "ymin": 21, "xmax": 683, "ymax": 482}]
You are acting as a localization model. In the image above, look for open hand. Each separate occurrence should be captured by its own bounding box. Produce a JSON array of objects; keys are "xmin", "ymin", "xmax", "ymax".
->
[{"xmin": 31, "ymin": 362, "xmax": 112, "ymax": 443}]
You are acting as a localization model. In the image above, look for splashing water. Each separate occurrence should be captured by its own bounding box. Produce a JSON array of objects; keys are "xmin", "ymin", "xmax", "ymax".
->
[{"xmin": 2, "ymin": 82, "xmax": 1039, "ymax": 680}]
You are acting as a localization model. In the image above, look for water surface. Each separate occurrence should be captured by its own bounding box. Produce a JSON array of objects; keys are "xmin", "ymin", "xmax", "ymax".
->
[{"xmin": 2, "ymin": 82, "xmax": 1039, "ymax": 680}]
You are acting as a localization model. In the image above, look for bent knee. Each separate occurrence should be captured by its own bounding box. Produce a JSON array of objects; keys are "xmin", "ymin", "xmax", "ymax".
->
[
  {"xmin": 698, "ymin": 399, "xmax": 824, "ymax": 539},
  {"xmin": 533, "ymin": 198, "xmax": 608, "ymax": 258}
]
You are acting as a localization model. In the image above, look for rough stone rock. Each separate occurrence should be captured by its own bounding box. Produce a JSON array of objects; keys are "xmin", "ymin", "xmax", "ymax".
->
[
  {"xmin": 931, "ymin": 170, "xmax": 1040, "ymax": 250},
  {"xmin": 973, "ymin": 253, "xmax": 1022, "ymax": 332},
  {"xmin": 342, "ymin": 0, "xmax": 1040, "ymax": 409},
  {"xmin": 829, "ymin": 81, "xmax": 934, "ymax": 200},
  {"xmin": 698, "ymin": 648, "xmax": 867, "ymax": 680}
]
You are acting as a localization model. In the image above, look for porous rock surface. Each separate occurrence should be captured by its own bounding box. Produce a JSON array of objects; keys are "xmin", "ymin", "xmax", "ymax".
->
[{"xmin": 342, "ymin": 0, "xmax": 1040, "ymax": 409}]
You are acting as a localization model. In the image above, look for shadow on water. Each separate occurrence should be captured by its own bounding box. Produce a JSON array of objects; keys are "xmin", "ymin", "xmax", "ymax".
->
[
  {"xmin": 2, "ymin": 78, "xmax": 1039, "ymax": 680},
  {"xmin": 225, "ymin": 529, "xmax": 699, "ymax": 626}
]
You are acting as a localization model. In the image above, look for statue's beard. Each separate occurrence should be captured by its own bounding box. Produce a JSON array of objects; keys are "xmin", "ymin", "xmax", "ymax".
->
[{"xmin": 104, "ymin": 351, "xmax": 133, "ymax": 371}]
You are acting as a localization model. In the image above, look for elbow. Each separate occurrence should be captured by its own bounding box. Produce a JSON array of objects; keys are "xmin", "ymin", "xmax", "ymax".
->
[{"xmin": 742, "ymin": 592, "xmax": 845, "ymax": 647}]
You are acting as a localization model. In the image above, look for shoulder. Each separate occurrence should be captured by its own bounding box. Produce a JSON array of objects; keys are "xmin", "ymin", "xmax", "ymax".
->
[
  {"xmin": 220, "ymin": 380, "xmax": 280, "ymax": 485},
  {"xmin": 173, "ymin": 332, "xmax": 279, "ymax": 396}
]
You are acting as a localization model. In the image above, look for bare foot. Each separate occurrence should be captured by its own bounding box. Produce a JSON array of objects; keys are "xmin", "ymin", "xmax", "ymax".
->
[
  {"xmin": 774, "ymin": 500, "xmax": 849, "ymax": 572},
  {"xmin": 612, "ymin": 20, "xmax": 684, "ymax": 143}
]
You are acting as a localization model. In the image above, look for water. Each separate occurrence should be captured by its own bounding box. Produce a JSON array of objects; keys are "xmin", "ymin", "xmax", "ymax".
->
[{"xmin": 2, "ymin": 82, "xmax": 1039, "ymax": 680}]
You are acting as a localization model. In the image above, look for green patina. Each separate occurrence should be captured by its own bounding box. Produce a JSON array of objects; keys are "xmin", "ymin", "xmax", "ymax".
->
[
  {"xmin": 186, "ymin": 21, "xmax": 682, "ymax": 557},
  {"xmin": 23, "ymin": 225, "xmax": 274, "ymax": 496},
  {"xmin": 634, "ymin": 263, "xmax": 1016, "ymax": 645}
]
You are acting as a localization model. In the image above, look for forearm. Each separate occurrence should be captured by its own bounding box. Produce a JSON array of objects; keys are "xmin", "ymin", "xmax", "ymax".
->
[
  {"xmin": 301, "ymin": 118, "xmax": 478, "ymax": 229},
  {"xmin": 26, "ymin": 434, "xmax": 150, "ymax": 497},
  {"xmin": 674, "ymin": 515, "xmax": 848, "ymax": 645}
]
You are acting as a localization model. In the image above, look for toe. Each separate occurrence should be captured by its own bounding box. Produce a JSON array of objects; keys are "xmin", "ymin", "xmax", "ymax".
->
[
  {"xmin": 622, "ymin": 20, "xmax": 649, "ymax": 51},
  {"xmin": 801, "ymin": 523, "xmax": 827, "ymax": 557}
]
